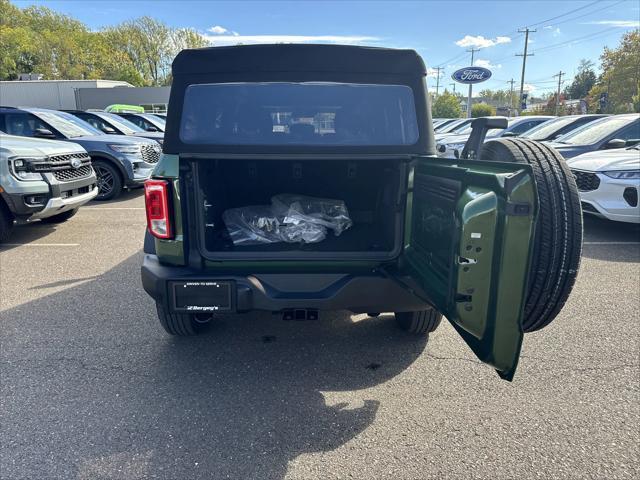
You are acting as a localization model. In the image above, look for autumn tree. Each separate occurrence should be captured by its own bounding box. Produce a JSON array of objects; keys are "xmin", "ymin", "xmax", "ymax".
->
[{"xmin": 588, "ymin": 30, "xmax": 640, "ymax": 113}]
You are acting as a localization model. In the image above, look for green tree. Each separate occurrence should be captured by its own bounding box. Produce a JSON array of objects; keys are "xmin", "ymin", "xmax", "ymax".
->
[
  {"xmin": 566, "ymin": 59, "xmax": 596, "ymax": 100},
  {"xmin": 471, "ymin": 102, "xmax": 496, "ymax": 117},
  {"xmin": 588, "ymin": 30, "xmax": 640, "ymax": 113},
  {"xmin": 432, "ymin": 90, "xmax": 462, "ymax": 118}
]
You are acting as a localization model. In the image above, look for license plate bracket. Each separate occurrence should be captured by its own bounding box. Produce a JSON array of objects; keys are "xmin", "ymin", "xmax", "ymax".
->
[{"xmin": 170, "ymin": 281, "xmax": 233, "ymax": 312}]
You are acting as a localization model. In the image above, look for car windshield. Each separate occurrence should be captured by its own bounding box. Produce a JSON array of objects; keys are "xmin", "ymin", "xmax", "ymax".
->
[
  {"xmin": 180, "ymin": 82, "xmax": 419, "ymax": 146},
  {"xmin": 34, "ymin": 110, "xmax": 102, "ymax": 138},
  {"xmin": 141, "ymin": 114, "xmax": 166, "ymax": 129},
  {"xmin": 556, "ymin": 116, "xmax": 636, "ymax": 145},
  {"xmin": 520, "ymin": 117, "xmax": 576, "ymax": 140},
  {"xmin": 96, "ymin": 112, "xmax": 145, "ymax": 134}
]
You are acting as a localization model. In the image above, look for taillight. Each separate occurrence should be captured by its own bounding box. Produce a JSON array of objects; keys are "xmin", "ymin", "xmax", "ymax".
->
[{"xmin": 144, "ymin": 179, "xmax": 173, "ymax": 239}]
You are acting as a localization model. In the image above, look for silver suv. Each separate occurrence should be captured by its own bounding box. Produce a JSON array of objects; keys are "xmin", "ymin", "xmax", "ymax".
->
[{"xmin": 0, "ymin": 133, "xmax": 98, "ymax": 242}]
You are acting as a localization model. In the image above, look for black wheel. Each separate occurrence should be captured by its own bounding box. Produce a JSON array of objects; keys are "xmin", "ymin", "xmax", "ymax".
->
[
  {"xmin": 156, "ymin": 303, "xmax": 212, "ymax": 336},
  {"xmin": 394, "ymin": 308, "xmax": 442, "ymax": 334},
  {"xmin": 40, "ymin": 209, "xmax": 78, "ymax": 224},
  {"xmin": 0, "ymin": 203, "xmax": 14, "ymax": 243},
  {"xmin": 480, "ymin": 138, "xmax": 583, "ymax": 332},
  {"xmin": 93, "ymin": 160, "xmax": 123, "ymax": 201}
]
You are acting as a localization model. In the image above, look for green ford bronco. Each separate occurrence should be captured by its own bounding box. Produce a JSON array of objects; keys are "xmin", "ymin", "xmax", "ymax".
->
[{"xmin": 141, "ymin": 45, "xmax": 582, "ymax": 380}]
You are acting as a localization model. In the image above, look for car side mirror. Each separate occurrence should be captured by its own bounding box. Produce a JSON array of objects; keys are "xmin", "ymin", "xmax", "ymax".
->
[
  {"xmin": 102, "ymin": 126, "xmax": 117, "ymax": 134},
  {"xmin": 33, "ymin": 128, "xmax": 56, "ymax": 139},
  {"xmin": 146, "ymin": 126, "xmax": 159, "ymax": 132},
  {"xmin": 605, "ymin": 138, "xmax": 627, "ymax": 149}
]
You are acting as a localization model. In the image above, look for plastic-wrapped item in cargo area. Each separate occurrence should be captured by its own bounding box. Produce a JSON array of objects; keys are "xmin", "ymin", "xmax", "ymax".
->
[
  {"xmin": 271, "ymin": 194, "xmax": 353, "ymax": 236},
  {"xmin": 222, "ymin": 194, "xmax": 352, "ymax": 246}
]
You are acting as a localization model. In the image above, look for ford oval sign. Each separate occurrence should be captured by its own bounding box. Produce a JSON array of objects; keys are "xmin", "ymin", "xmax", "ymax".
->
[{"xmin": 451, "ymin": 67, "xmax": 492, "ymax": 84}]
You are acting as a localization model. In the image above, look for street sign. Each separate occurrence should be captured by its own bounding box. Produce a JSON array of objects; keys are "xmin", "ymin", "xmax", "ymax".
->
[{"xmin": 451, "ymin": 67, "xmax": 492, "ymax": 84}]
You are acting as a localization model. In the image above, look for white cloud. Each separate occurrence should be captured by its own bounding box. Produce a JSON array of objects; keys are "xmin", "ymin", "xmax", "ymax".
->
[
  {"xmin": 455, "ymin": 35, "xmax": 511, "ymax": 49},
  {"xmin": 208, "ymin": 25, "xmax": 229, "ymax": 35},
  {"xmin": 583, "ymin": 20, "xmax": 640, "ymax": 28},
  {"xmin": 553, "ymin": 27, "xmax": 561, "ymax": 37},
  {"xmin": 543, "ymin": 25, "xmax": 554, "ymax": 30},
  {"xmin": 474, "ymin": 59, "xmax": 502, "ymax": 69},
  {"xmin": 201, "ymin": 34, "xmax": 380, "ymax": 45}
]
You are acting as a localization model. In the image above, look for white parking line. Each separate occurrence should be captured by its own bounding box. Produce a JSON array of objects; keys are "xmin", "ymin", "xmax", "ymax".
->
[
  {"xmin": 0, "ymin": 243, "xmax": 80, "ymax": 247},
  {"xmin": 583, "ymin": 241, "xmax": 640, "ymax": 245}
]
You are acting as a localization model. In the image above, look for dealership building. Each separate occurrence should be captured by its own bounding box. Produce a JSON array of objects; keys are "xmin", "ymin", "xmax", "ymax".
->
[{"xmin": 0, "ymin": 79, "xmax": 169, "ymax": 112}]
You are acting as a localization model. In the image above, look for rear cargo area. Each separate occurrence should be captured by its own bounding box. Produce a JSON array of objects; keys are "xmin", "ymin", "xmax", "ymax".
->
[{"xmin": 192, "ymin": 158, "xmax": 407, "ymax": 259}]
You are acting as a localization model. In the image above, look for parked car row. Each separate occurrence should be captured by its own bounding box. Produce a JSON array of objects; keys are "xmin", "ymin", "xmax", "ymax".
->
[
  {"xmin": 0, "ymin": 106, "xmax": 166, "ymax": 241},
  {"xmin": 433, "ymin": 113, "xmax": 640, "ymax": 223},
  {"xmin": 0, "ymin": 106, "xmax": 164, "ymax": 201}
]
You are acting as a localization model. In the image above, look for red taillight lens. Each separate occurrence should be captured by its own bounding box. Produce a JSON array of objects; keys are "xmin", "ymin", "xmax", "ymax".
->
[{"xmin": 144, "ymin": 179, "xmax": 173, "ymax": 239}]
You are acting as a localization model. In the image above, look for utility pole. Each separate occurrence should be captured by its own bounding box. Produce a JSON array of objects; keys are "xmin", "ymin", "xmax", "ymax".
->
[
  {"xmin": 553, "ymin": 71, "xmax": 565, "ymax": 115},
  {"xmin": 434, "ymin": 66, "xmax": 443, "ymax": 97},
  {"xmin": 450, "ymin": 82, "xmax": 456, "ymax": 94},
  {"xmin": 507, "ymin": 78, "xmax": 515, "ymax": 117},
  {"xmin": 466, "ymin": 48, "xmax": 480, "ymax": 118},
  {"xmin": 516, "ymin": 28, "xmax": 535, "ymax": 114}
]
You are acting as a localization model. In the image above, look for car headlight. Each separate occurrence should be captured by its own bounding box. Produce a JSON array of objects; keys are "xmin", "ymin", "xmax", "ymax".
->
[
  {"xmin": 10, "ymin": 157, "xmax": 45, "ymax": 181},
  {"xmin": 108, "ymin": 144, "xmax": 142, "ymax": 155},
  {"xmin": 602, "ymin": 170, "xmax": 640, "ymax": 179}
]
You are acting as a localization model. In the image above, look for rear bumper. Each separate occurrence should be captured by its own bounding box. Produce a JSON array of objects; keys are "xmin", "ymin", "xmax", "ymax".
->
[{"xmin": 141, "ymin": 254, "xmax": 427, "ymax": 313}]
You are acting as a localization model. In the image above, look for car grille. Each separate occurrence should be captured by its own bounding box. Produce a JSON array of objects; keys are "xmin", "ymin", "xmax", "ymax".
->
[
  {"xmin": 53, "ymin": 165, "xmax": 93, "ymax": 182},
  {"xmin": 572, "ymin": 170, "xmax": 600, "ymax": 192},
  {"xmin": 48, "ymin": 152, "xmax": 90, "ymax": 164},
  {"xmin": 28, "ymin": 152, "xmax": 93, "ymax": 182},
  {"xmin": 141, "ymin": 144, "xmax": 161, "ymax": 163}
]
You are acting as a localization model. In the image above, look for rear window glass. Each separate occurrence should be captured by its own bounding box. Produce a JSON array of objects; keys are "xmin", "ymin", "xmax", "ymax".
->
[{"xmin": 180, "ymin": 82, "xmax": 419, "ymax": 146}]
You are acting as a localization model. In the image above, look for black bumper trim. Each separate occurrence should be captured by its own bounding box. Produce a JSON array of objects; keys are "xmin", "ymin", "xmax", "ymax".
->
[{"xmin": 141, "ymin": 254, "xmax": 427, "ymax": 314}]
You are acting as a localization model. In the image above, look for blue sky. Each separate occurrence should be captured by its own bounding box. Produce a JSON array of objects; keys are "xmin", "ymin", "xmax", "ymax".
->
[{"xmin": 14, "ymin": 0, "xmax": 640, "ymax": 96}]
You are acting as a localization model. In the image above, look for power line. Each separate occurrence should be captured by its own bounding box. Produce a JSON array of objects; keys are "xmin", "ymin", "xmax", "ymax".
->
[
  {"xmin": 524, "ymin": 0, "xmax": 600, "ymax": 28},
  {"xmin": 541, "ymin": 0, "xmax": 627, "ymax": 29},
  {"xmin": 533, "ymin": 26, "xmax": 623, "ymax": 53},
  {"xmin": 441, "ymin": 0, "xmax": 629, "ymax": 69}
]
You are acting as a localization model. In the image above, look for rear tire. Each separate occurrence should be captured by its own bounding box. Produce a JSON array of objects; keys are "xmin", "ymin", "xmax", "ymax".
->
[
  {"xmin": 93, "ymin": 160, "xmax": 123, "ymax": 201},
  {"xmin": 156, "ymin": 303, "xmax": 212, "ymax": 336},
  {"xmin": 40, "ymin": 209, "xmax": 78, "ymax": 224},
  {"xmin": 480, "ymin": 138, "xmax": 583, "ymax": 332},
  {"xmin": 394, "ymin": 308, "xmax": 442, "ymax": 334},
  {"xmin": 0, "ymin": 203, "xmax": 14, "ymax": 243}
]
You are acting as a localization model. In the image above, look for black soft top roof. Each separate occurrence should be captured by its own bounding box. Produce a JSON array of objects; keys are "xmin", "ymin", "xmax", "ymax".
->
[{"xmin": 172, "ymin": 44, "xmax": 426, "ymax": 77}]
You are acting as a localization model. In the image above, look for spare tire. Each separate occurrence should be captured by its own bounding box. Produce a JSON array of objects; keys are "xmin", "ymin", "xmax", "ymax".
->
[{"xmin": 480, "ymin": 138, "xmax": 583, "ymax": 333}]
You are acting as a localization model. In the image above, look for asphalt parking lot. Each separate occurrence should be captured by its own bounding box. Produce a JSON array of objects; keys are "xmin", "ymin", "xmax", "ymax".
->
[{"xmin": 1, "ymin": 190, "xmax": 638, "ymax": 480}]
